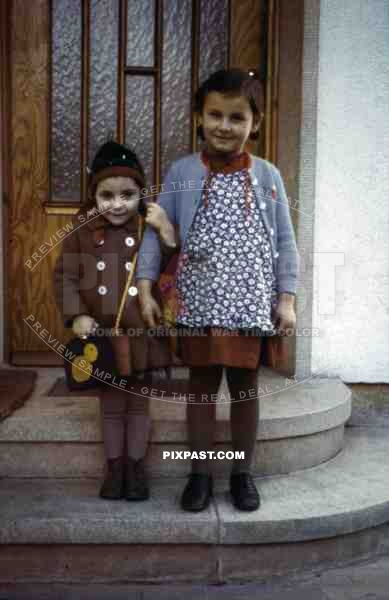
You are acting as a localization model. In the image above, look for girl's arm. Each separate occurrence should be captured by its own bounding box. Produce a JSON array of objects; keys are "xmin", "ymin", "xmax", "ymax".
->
[
  {"xmin": 270, "ymin": 166, "xmax": 299, "ymax": 332},
  {"xmin": 136, "ymin": 162, "xmax": 178, "ymax": 283},
  {"xmin": 136, "ymin": 163, "xmax": 179, "ymax": 327},
  {"xmin": 144, "ymin": 203, "xmax": 181, "ymax": 254},
  {"xmin": 272, "ymin": 165, "xmax": 299, "ymax": 298}
]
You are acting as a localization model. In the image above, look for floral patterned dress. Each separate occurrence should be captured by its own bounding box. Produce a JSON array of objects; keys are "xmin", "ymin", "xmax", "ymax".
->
[{"xmin": 175, "ymin": 151, "xmax": 277, "ymax": 369}]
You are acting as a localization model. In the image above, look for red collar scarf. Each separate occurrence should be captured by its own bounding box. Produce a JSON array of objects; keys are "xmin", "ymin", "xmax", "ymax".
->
[{"xmin": 200, "ymin": 149, "xmax": 253, "ymax": 220}]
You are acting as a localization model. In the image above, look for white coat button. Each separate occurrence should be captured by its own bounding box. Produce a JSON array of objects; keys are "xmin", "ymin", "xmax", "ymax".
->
[
  {"xmin": 260, "ymin": 201, "xmax": 266, "ymax": 210},
  {"xmin": 128, "ymin": 286, "xmax": 138, "ymax": 297},
  {"xmin": 270, "ymin": 228, "xmax": 274, "ymax": 236},
  {"xmin": 96, "ymin": 260, "xmax": 106, "ymax": 271},
  {"xmin": 98, "ymin": 285, "xmax": 108, "ymax": 295},
  {"xmin": 125, "ymin": 261, "xmax": 133, "ymax": 272},
  {"xmin": 125, "ymin": 236, "xmax": 135, "ymax": 248}
]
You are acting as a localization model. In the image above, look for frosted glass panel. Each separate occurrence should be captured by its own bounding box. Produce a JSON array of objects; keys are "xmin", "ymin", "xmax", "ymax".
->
[
  {"xmin": 51, "ymin": 0, "xmax": 82, "ymax": 202},
  {"xmin": 127, "ymin": 0, "xmax": 155, "ymax": 66},
  {"xmin": 160, "ymin": 0, "xmax": 192, "ymax": 181},
  {"xmin": 199, "ymin": 0, "xmax": 229, "ymax": 85},
  {"xmin": 89, "ymin": 0, "xmax": 119, "ymax": 164},
  {"xmin": 125, "ymin": 77, "xmax": 154, "ymax": 187}
]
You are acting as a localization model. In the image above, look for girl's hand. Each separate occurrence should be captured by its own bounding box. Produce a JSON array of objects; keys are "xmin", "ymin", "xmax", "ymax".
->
[
  {"xmin": 139, "ymin": 296, "xmax": 162, "ymax": 328},
  {"xmin": 138, "ymin": 283, "xmax": 162, "ymax": 328},
  {"xmin": 271, "ymin": 299, "xmax": 296, "ymax": 334},
  {"xmin": 145, "ymin": 203, "xmax": 176, "ymax": 248},
  {"xmin": 72, "ymin": 315, "xmax": 98, "ymax": 338}
]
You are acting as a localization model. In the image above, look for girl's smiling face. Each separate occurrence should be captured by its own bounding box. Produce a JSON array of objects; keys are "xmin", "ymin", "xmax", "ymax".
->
[
  {"xmin": 95, "ymin": 176, "xmax": 141, "ymax": 225},
  {"xmin": 199, "ymin": 91, "xmax": 259, "ymax": 157}
]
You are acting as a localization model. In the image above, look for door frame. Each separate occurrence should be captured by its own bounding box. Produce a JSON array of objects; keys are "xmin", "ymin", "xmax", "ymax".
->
[
  {"xmin": 1, "ymin": 0, "xmax": 11, "ymax": 364},
  {"xmin": 1, "ymin": 0, "xmax": 305, "ymax": 373}
]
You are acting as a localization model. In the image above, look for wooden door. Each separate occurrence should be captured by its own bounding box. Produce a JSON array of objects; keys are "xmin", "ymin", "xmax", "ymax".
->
[{"xmin": 5, "ymin": 0, "xmax": 289, "ymax": 367}]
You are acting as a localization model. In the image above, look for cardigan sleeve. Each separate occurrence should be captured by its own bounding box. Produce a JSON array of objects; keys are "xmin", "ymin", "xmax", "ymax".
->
[
  {"xmin": 136, "ymin": 162, "xmax": 178, "ymax": 282},
  {"xmin": 272, "ymin": 166, "xmax": 299, "ymax": 296},
  {"xmin": 52, "ymin": 220, "xmax": 90, "ymax": 327}
]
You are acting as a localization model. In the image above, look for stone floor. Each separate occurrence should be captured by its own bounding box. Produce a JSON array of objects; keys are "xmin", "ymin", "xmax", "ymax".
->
[
  {"xmin": 1, "ymin": 552, "xmax": 389, "ymax": 599},
  {"xmin": 1, "ymin": 372, "xmax": 389, "ymax": 597}
]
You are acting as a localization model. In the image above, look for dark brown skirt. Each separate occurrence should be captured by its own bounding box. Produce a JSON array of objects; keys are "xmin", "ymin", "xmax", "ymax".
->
[{"xmin": 176, "ymin": 325, "xmax": 267, "ymax": 370}]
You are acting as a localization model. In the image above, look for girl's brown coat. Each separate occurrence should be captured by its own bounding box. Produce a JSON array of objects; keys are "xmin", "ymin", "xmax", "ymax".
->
[{"xmin": 53, "ymin": 211, "xmax": 172, "ymax": 376}]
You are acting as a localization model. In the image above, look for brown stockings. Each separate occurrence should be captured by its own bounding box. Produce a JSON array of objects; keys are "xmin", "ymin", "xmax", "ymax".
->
[
  {"xmin": 187, "ymin": 365, "xmax": 259, "ymax": 475},
  {"xmin": 100, "ymin": 365, "xmax": 260, "ymax": 473},
  {"xmin": 100, "ymin": 383, "xmax": 151, "ymax": 461}
]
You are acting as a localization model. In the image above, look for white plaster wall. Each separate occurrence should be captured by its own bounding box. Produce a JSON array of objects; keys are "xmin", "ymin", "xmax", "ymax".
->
[{"xmin": 311, "ymin": 0, "xmax": 389, "ymax": 381}]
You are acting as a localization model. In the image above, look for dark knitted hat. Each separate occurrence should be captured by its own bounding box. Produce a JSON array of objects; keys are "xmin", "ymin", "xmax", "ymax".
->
[{"xmin": 88, "ymin": 141, "xmax": 146, "ymax": 190}]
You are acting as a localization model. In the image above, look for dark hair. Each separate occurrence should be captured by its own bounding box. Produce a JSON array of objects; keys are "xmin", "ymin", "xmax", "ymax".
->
[{"xmin": 194, "ymin": 68, "xmax": 263, "ymax": 141}]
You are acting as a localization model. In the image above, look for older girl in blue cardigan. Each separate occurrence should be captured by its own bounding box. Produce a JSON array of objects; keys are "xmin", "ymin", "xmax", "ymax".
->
[{"xmin": 137, "ymin": 69, "xmax": 299, "ymax": 513}]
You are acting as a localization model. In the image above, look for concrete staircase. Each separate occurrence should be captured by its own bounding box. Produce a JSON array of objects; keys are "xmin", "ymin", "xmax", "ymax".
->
[{"xmin": 1, "ymin": 366, "xmax": 389, "ymax": 583}]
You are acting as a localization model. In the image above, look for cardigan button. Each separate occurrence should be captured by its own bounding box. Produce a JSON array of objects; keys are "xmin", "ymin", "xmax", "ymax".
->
[
  {"xmin": 96, "ymin": 260, "xmax": 106, "ymax": 271},
  {"xmin": 252, "ymin": 176, "xmax": 258, "ymax": 186},
  {"xmin": 274, "ymin": 251, "xmax": 279, "ymax": 258},
  {"xmin": 270, "ymin": 228, "xmax": 274, "ymax": 236},
  {"xmin": 260, "ymin": 201, "xmax": 266, "ymax": 210},
  {"xmin": 125, "ymin": 261, "xmax": 133, "ymax": 272}
]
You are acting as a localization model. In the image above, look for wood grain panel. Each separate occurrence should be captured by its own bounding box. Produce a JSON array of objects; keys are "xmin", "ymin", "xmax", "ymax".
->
[
  {"xmin": 230, "ymin": 0, "xmax": 263, "ymax": 70},
  {"xmin": 273, "ymin": 0, "xmax": 304, "ymax": 374},
  {"xmin": 229, "ymin": 0, "xmax": 269, "ymax": 160},
  {"xmin": 9, "ymin": 0, "xmax": 68, "ymax": 356},
  {"xmin": 277, "ymin": 0, "xmax": 303, "ymax": 229}
]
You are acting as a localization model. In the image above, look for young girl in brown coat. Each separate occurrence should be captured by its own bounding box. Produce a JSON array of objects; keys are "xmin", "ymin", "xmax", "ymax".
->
[{"xmin": 53, "ymin": 141, "xmax": 175, "ymax": 501}]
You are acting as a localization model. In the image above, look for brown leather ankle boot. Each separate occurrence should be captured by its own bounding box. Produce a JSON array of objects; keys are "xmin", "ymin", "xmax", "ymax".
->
[
  {"xmin": 125, "ymin": 457, "xmax": 150, "ymax": 501},
  {"xmin": 99, "ymin": 456, "xmax": 125, "ymax": 499}
]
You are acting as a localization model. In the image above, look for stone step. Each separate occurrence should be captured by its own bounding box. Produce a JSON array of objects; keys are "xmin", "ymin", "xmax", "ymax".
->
[
  {"xmin": 0, "ymin": 429, "xmax": 346, "ymax": 479},
  {"xmin": 0, "ymin": 368, "xmax": 351, "ymax": 442},
  {"xmin": 0, "ymin": 369, "xmax": 351, "ymax": 478},
  {"xmin": 0, "ymin": 367, "xmax": 351, "ymax": 478},
  {"xmin": 0, "ymin": 427, "xmax": 389, "ymax": 583}
]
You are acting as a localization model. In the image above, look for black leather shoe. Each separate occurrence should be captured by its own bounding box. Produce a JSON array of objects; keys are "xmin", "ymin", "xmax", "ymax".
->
[
  {"xmin": 99, "ymin": 456, "xmax": 125, "ymax": 499},
  {"xmin": 125, "ymin": 457, "xmax": 150, "ymax": 501},
  {"xmin": 181, "ymin": 473, "xmax": 213, "ymax": 512},
  {"xmin": 230, "ymin": 472, "xmax": 261, "ymax": 511}
]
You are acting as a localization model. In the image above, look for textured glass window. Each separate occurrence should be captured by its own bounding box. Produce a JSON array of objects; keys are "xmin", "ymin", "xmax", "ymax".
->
[
  {"xmin": 51, "ymin": 0, "xmax": 82, "ymax": 202},
  {"xmin": 125, "ymin": 77, "xmax": 155, "ymax": 187},
  {"xmin": 50, "ymin": 0, "xmax": 230, "ymax": 204},
  {"xmin": 88, "ymin": 0, "xmax": 119, "ymax": 165},
  {"xmin": 199, "ymin": 0, "xmax": 229, "ymax": 85},
  {"xmin": 127, "ymin": 0, "xmax": 155, "ymax": 67},
  {"xmin": 160, "ymin": 0, "xmax": 192, "ymax": 182}
]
